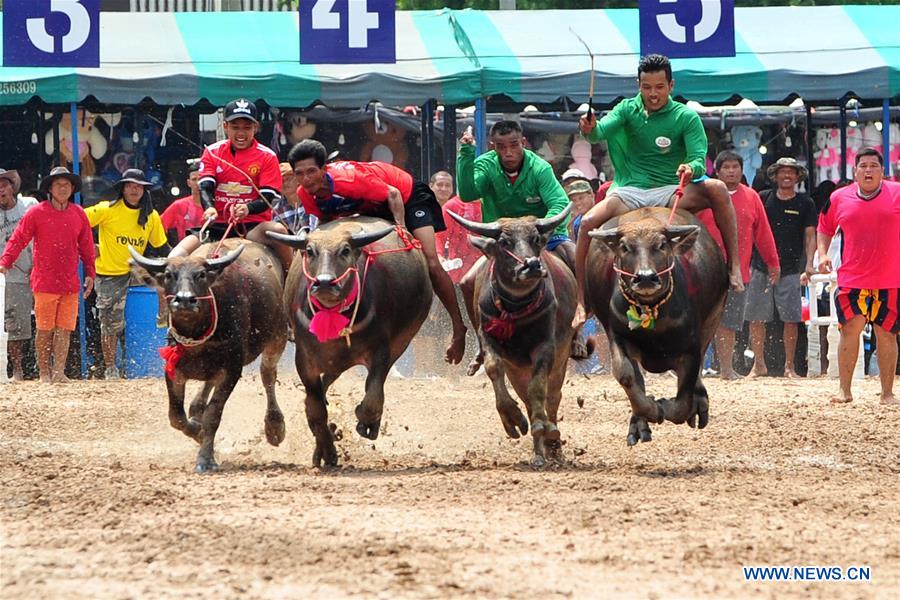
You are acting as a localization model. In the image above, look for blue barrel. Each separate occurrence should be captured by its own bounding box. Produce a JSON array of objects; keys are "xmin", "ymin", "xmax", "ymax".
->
[{"xmin": 124, "ymin": 286, "xmax": 167, "ymax": 378}]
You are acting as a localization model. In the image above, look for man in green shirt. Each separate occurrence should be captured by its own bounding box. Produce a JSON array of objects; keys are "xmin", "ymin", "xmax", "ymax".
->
[
  {"xmin": 576, "ymin": 54, "xmax": 743, "ymax": 301},
  {"xmin": 456, "ymin": 120, "xmax": 584, "ymax": 373}
]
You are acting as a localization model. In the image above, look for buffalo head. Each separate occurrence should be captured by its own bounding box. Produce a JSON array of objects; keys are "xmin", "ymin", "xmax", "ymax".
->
[
  {"xmin": 590, "ymin": 220, "xmax": 699, "ymax": 303},
  {"xmin": 449, "ymin": 204, "xmax": 571, "ymax": 291},
  {"xmin": 129, "ymin": 245, "xmax": 243, "ymax": 312},
  {"xmin": 267, "ymin": 224, "xmax": 394, "ymax": 308}
]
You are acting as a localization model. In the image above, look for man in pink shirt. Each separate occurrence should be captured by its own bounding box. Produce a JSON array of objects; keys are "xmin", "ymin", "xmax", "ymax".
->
[
  {"xmin": 431, "ymin": 170, "xmax": 482, "ymax": 285},
  {"xmin": 817, "ymin": 148, "xmax": 900, "ymax": 405},
  {"xmin": 699, "ymin": 150, "xmax": 781, "ymax": 379},
  {"xmin": 0, "ymin": 167, "xmax": 96, "ymax": 383},
  {"xmin": 160, "ymin": 163, "xmax": 204, "ymax": 243}
]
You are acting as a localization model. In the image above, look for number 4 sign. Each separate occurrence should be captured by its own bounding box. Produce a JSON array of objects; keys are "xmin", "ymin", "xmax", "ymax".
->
[
  {"xmin": 300, "ymin": 0, "xmax": 396, "ymax": 65},
  {"xmin": 3, "ymin": 0, "xmax": 100, "ymax": 68}
]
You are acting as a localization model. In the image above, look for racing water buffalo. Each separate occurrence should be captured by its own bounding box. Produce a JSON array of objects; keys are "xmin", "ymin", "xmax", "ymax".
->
[
  {"xmin": 267, "ymin": 216, "xmax": 432, "ymax": 467},
  {"xmin": 448, "ymin": 205, "xmax": 576, "ymax": 466},
  {"xmin": 584, "ymin": 207, "xmax": 727, "ymax": 445},
  {"xmin": 130, "ymin": 240, "xmax": 288, "ymax": 472}
]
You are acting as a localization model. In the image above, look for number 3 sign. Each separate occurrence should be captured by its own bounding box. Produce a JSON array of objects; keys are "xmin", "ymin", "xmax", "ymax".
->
[{"xmin": 3, "ymin": 0, "xmax": 100, "ymax": 68}]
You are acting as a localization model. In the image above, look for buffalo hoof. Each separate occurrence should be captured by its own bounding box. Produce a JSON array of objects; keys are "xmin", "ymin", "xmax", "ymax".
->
[
  {"xmin": 531, "ymin": 453, "xmax": 546, "ymax": 468},
  {"xmin": 627, "ymin": 415, "xmax": 653, "ymax": 446},
  {"xmin": 569, "ymin": 327, "xmax": 593, "ymax": 360},
  {"xmin": 265, "ymin": 412, "xmax": 286, "ymax": 446},
  {"xmin": 188, "ymin": 402, "xmax": 205, "ymax": 421},
  {"xmin": 313, "ymin": 442, "xmax": 338, "ymax": 468},
  {"xmin": 545, "ymin": 439, "xmax": 563, "ymax": 462},
  {"xmin": 356, "ymin": 420, "xmax": 380, "ymax": 440},
  {"xmin": 195, "ymin": 456, "xmax": 219, "ymax": 473},
  {"xmin": 499, "ymin": 410, "xmax": 529, "ymax": 439},
  {"xmin": 686, "ymin": 394, "xmax": 710, "ymax": 429},
  {"xmin": 184, "ymin": 419, "xmax": 203, "ymax": 444},
  {"xmin": 466, "ymin": 351, "xmax": 484, "ymax": 376}
]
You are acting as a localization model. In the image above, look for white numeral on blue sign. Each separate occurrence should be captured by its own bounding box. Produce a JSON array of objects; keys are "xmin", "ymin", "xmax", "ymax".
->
[
  {"xmin": 311, "ymin": 0, "xmax": 339, "ymax": 31},
  {"xmin": 310, "ymin": 0, "xmax": 379, "ymax": 49},
  {"xmin": 25, "ymin": 0, "xmax": 91, "ymax": 53}
]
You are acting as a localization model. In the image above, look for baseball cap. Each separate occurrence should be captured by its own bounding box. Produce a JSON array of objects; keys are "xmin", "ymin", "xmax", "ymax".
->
[
  {"xmin": 224, "ymin": 98, "xmax": 259, "ymax": 123},
  {"xmin": 561, "ymin": 168, "xmax": 586, "ymax": 182}
]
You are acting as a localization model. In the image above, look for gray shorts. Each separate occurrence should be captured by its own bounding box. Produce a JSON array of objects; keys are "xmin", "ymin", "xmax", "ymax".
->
[
  {"xmin": 611, "ymin": 185, "xmax": 679, "ymax": 211},
  {"xmin": 720, "ymin": 288, "xmax": 747, "ymax": 332},
  {"xmin": 95, "ymin": 274, "xmax": 132, "ymax": 336},
  {"xmin": 4, "ymin": 282, "xmax": 34, "ymax": 342},
  {"xmin": 744, "ymin": 269, "xmax": 803, "ymax": 323}
]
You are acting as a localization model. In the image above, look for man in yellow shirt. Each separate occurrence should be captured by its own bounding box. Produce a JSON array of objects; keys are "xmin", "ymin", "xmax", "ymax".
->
[{"xmin": 86, "ymin": 169, "xmax": 168, "ymax": 379}]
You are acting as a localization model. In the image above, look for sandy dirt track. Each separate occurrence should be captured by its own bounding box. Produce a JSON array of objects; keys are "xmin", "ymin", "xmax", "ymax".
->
[{"xmin": 1, "ymin": 369, "xmax": 898, "ymax": 599}]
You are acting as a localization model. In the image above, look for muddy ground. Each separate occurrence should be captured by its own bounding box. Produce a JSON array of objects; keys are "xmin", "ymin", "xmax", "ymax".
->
[{"xmin": 1, "ymin": 366, "xmax": 898, "ymax": 599}]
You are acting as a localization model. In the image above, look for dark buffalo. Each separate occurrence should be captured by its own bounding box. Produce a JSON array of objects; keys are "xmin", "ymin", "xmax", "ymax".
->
[
  {"xmin": 130, "ymin": 240, "xmax": 288, "ymax": 472},
  {"xmin": 267, "ymin": 216, "xmax": 432, "ymax": 467},
  {"xmin": 584, "ymin": 207, "xmax": 727, "ymax": 445},
  {"xmin": 448, "ymin": 205, "xmax": 576, "ymax": 466}
]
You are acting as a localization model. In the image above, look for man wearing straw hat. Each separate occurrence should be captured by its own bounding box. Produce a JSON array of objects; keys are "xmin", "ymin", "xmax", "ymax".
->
[
  {"xmin": 85, "ymin": 168, "xmax": 169, "ymax": 380},
  {"xmin": 0, "ymin": 167, "xmax": 95, "ymax": 384},
  {"xmin": 0, "ymin": 168, "xmax": 38, "ymax": 381}
]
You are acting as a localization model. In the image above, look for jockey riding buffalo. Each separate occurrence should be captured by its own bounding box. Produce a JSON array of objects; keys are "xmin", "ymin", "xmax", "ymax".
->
[
  {"xmin": 585, "ymin": 207, "xmax": 727, "ymax": 445},
  {"xmin": 268, "ymin": 216, "xmax": 432, "ymax": 467},
  {"xmin": 448, "ymin": 205, "xmax": 578, "ymax": 466},
  {"xmin": 130, "ymin": 240, "xmax": 288, "ymax": 472}
]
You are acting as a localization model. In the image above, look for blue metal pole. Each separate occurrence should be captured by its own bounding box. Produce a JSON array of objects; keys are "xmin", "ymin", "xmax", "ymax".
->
[
  {"xmin": 474, "ymin": 98, "xmax": 487, "ymax": 156},
  {"xmin": 883, "ymin": 99, "xmax": 891, "ymax": 177},
  {"xmin": 70, "ymin": 102, "xmax": 88, "ymax": 378}
]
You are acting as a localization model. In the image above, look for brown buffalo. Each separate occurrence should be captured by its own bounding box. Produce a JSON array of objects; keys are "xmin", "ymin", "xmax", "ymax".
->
[
  {"xmin": 268, "ymin": 216, "xmax": 432, "ymax": 467},
  {"xmin": 449, "ymin": 205, "xmax": 576, "ymax": 466},
  {"xmin": 584, "ymin": 207, "xmax": 727, "ymax": 445},
  {"xmin": 130, "ymin": 240, "xmax": 288, "ymax": 472}
]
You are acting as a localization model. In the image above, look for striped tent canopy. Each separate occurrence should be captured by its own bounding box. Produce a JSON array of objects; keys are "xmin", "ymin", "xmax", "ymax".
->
[{"xmin": 0, "ymin": 6, "xmax": 897, "ymax": 108}]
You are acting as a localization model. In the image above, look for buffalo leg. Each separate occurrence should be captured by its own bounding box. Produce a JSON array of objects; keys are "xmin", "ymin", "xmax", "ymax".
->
[
  {"xmin": 188, "ymin": 380, "xmax": 216, "ymax": 421},
  {"xmin": 166, "ymin": 375, "xmax": 201, "ymax": 443},
  {"xmin": 355, "ymin": 348, "xmax": 390, "ymax": 440},
  {"xmin": 195, "ymin": 368, "xmax": 241, "ymax": 473},
  {"xmin": 654, "ymin": 355, "xmax": 703, "ymax": 426},
  {"xmin": 610, "ymin": 339, "xmax": 662, "ymax": 446},
  {"xmin": 543, "ymin": 349, "xmax": 569, "ymax": 461},
  {"xmin": 691, "ymin": 376, "xmax": 711, "ymax": 429},
  {"xmin": 484, "ymin": 350, "xmax": 528, "ymax": 440},
  {"xmin": 302, "ymin": 372, "xmax": 337, "ymax": 468},
  {"xmin": 260, "ymin": 347, "xmax": 285, "ymax": 446}
]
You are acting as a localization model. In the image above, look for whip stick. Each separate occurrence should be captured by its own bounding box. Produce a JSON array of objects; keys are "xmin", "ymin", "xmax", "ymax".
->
[{"xmin": 570, "ymin": 28, "xmax": 595, "ymax": 117}]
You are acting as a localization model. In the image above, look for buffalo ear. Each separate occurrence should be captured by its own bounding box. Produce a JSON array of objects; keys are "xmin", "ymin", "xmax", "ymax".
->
[
  {"xmin": 130, "ymin": 262, "xmax": 166, "ymax": 289},
  {"xmin": 468, "ymin": 235, "xmax": 496, "ymax": 257},
  {"xmin": 665, "ymin": 225, "xmax": 700, "ymax": 254},
  {"xmin": 587, "ymin": 227, "xmax": 622, "ymax": 253}
]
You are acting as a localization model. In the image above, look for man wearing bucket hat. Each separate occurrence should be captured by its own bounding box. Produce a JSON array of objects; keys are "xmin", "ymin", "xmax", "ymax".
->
[
  {"xmin": 744, "ymin": 156, "xmax": 817, "ymax": 378},
  {"xmin": 0, "ymin": 166, "xmax": 95, "ymax": 384},
  {"xmin": 168, "ymin": 99, "xmax": 294, "ymax": 275},
  {"xmin": 1, "ymin": 168, "xmax": 38, "ymax": 380},
  {"xmin": 85, "ymin": 168, "xmax": 169, "ymax": 380}
]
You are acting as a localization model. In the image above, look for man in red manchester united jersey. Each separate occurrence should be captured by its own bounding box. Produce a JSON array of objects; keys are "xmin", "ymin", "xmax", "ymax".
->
[
  {"xmin": 288, "ymin": 139, "xmax": 467, "ymax": 364},
  {"xmin": 169, "ymin": 99, "xmax": 293, "ymax": 272}
]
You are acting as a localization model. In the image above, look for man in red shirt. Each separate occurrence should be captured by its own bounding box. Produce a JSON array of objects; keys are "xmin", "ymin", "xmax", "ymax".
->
[
  {"xmin": 698, "ymin": 151, "xmax": 781, "ymax": 379},
  {"xmin": 817, "ymin": 148, "xmax": 900, "ymax": 405},
  {"xmin": 161, "ymin": 162, "xmax": 204, "ymax": 243},
  {"xmin": 168, "ymin": 99, "xmax": 293, "ymax": 273},
  {"xmin": 288, "ymin": 140, "xmax": 467, "ymax": 364},
  {"xmin": 431, "ymin": 170, "xmax": 482, "ymax": 285},
  {"xmin": 0, "ymin": 167, "xmax": 95, "ymax": 384}
]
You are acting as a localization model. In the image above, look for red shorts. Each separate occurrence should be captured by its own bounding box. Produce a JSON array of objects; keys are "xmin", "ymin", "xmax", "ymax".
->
[{"xmin": 835, "ymin": 287, "xmax": 900, "ymax": 334}]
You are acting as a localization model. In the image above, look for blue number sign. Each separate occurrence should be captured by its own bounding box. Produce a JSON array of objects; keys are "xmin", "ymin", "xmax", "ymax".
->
[
  {"xmin": 300, "ymin": 0, "xmax": 396, "ymax": 65},
  {"xmin": 3, "ymin": 0, "xmax": 100, "ymax": 68},
  {"xmin": 639, "ymin": 0, "xmax": 735, "ymax": 59}
]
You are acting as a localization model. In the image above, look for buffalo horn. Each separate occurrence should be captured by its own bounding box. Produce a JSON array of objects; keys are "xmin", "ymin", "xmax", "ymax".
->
[
  {"xmin": 205, "ymin": 245, "xmax": 244, "ymax": 271},
  {"xmin": 349, "ymin": 225, "xmax": 395, "ymax": 249},
  {"xmin": 266, "ymin": 228, "xmax": 309, "ymax": 249},
  {"xmin": 534, "ymin": 202, "xmax": 573, "ymax": 234},
  {"xmin": 664, "ymin": 225, "xmax": 700, "ymax": 242},
  {"xmin": 128, "ymin": 246, "xmax": 168, "ymax": 273},
  {"xmin": 446, "ymin": 210, "xmax": 501, "ymax": 239}
]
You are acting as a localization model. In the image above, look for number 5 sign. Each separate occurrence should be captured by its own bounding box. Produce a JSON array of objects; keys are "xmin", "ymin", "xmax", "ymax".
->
[
  {"xmin": 3, "ymin": 0, "xmax": 100, "ymax": 68},
  {"xmin": 300, "ymin": 0, "xmax": 396, "ymax": 64},
  {"xmin": 639, "ymin": 0, "xmax": 735, "ymax": 59}
]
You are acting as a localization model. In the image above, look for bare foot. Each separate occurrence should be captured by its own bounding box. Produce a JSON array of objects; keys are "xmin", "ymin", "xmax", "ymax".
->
[
  {"xmin": 444, "ymin": 326, "xmax": 467, "ymax": 365},
  {"xmin": 720, "ymin": 370, "xmax": 740, "ymax": 381},
  {"xmin": 729, "ymin": 270, "xmax": 745, "ymax": 292},
  {"xmin": 39, "ymin": 374, "xmax": 52, "ymax": 384},
  {"xmin": 51, "ymin": 373, "xmax": 72, "ymax": 384},
  {"xmin": 829, "ymin": 394, "xmax": 853, "ymax": 404},
  {"xmin": 746, "ymin": 368, "xmax": 767, "ymax": 379},
  {"xmin": 784, "ymin": 368, "xmax": 799, "ymax": 379},
  {"xmin": 880, "ymin": 394, "xmax": 899, "ymax": 406},
  {"xmin": 12, "ymin": 371, "xmax": 25, "ymax": 383}
]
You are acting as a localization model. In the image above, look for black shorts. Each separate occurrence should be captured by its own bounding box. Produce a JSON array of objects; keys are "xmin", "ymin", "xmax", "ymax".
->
[
  {"xmin": 188, "ymin": 221, "xmax": 260, "ymax": 242},
  {"xmin": 405, "ymin": 182, "xmax": 446, "ymax": 233}
]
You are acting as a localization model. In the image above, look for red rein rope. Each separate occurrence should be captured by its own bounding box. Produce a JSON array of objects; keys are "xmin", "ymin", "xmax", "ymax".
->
[
  {"xmin": 209, "ymin": 205, "xmax": 246, "ymax": 258},
  {"xmin": 667, "ymin": 170, "xmax": 693, "ymax": 225}
]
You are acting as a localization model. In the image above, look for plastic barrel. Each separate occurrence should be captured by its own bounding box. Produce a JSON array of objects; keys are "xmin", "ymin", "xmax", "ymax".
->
[{"xmin": 124, "ymin": 286, "xmax": 167, "ymax": 378}]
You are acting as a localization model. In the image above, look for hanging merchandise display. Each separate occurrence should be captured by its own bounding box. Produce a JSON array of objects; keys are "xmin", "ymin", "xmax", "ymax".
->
[{"xmin": 730, "ymin": 125, "xmax": 763, "ymax": 184}]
